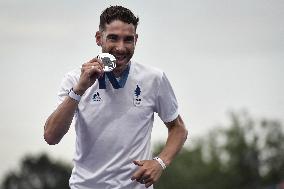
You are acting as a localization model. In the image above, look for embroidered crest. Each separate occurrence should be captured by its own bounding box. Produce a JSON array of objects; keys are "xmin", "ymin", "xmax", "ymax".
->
[
  {"xmin": 92, "ymin": 92, "xmax": 102, "ymax": 102},
  {"xmin": 134, "ymin": 85, "xmax": 142, "ymax": 106}
]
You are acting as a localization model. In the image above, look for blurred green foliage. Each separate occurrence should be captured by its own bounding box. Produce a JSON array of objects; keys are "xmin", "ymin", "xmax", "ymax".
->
[
  {"xmin": 154, "ymin": 112, "xmax": 284, "ymax": 189},
  {"xmin": 2, "ymin": 112, "xmax": 284, "ymax": 189},
  {"xmin": 1, "ymin": 153, "xmax": 71, "ymax": 189}
]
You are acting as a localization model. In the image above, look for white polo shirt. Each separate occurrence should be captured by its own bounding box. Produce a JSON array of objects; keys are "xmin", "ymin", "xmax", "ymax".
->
[{"xmin": 57, "ymin": 61, "xmax": 179, "ymax": 189}]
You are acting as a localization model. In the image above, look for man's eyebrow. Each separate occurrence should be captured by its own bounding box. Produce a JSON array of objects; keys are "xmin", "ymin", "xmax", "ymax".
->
[
  {"xmin": 106, "ymin": 34, "xmax": 118, "ymax": 38},
  {"xmin": 106, "ymin": 34, "xmax": 135, "ymax": 41}
]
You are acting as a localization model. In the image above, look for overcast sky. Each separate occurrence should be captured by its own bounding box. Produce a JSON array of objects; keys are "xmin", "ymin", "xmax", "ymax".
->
[{"xmin": 0, "ymin": 0, "xmax": 283, "ymax": 181}]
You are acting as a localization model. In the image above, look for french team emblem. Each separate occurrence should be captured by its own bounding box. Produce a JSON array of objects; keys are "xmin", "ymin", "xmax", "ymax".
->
[{"xmin": 133, "ymin": 85, "xmax": 142, "ymax": 106}]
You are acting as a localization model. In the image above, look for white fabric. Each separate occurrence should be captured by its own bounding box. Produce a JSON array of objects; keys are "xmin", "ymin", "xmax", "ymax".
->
[
  {"xmin": 68, "ymin": 88, "xmax": 81, "ymax": 102},
  {"xmin": 56, "ymin": 61, "xmax": 179, "ymax": 189}
]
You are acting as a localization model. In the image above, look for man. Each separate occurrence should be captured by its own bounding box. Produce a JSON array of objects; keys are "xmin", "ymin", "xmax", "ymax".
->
[{"xmin": 44, "ymin": 5, "xmax": 188, "ymax": 189}]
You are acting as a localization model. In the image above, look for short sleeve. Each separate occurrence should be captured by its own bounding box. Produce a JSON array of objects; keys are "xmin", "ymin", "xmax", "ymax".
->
[
  {"xmin": 154, "ymin": 72, "xmax": 179, "ymax": 123},
  {"xmin": 54, "ymin": 71, "xmax": 78, "ymax": 110}
]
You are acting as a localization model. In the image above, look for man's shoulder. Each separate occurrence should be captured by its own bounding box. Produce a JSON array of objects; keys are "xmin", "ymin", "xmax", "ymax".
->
[
  {"xmin": 59, "ymin": 68, "xmax": 81, "ymax": 86},
  {"xmin": 60, "ymin": 68, "xmax": 81, "ymax": 83},
  {"xmin": 132, "ymin": 61, "xmax": 164, "ymax": 78},
  {"xmin": 65, "ymin": 67, "xmax": 81, "ymax": 78}
]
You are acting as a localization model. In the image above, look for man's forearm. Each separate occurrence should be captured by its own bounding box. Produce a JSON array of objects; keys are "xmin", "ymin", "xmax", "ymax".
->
[
  {"xmin": 44, "ymin": 62, "xmax": 101, "ymax": 145},
  {"xmin": 44, "ymin": 96, "xmax": 79, "ymax": 145},
  {"xmin": 158, "ymin": 115, "xmax": 188, "ymax": 166}
]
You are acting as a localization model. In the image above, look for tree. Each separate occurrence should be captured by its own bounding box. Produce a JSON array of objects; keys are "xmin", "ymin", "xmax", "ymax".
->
[
  {"xmin": 2, "ymin": 153, "xmax": 72, "ymax": 189},
  {"xmin": 154, "ymin": 112, "xmax": 284, "ymax": 189},
  {"xmin": 261, "ymin": 119, "xmax": 284, "ymax": 186}
]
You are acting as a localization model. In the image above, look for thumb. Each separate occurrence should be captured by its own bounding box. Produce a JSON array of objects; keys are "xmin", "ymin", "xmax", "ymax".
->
[{"xmin": 133, "ymin": 160, "xmax": 144, "ymax": 166}]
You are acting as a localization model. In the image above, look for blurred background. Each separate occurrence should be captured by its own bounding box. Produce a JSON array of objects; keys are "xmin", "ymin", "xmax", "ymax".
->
[{"xmin": 0, "ymin": 0, "xmax": 283, "ymax": 188}]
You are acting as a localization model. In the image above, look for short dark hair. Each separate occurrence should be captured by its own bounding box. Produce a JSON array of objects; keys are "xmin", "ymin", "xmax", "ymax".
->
[{"xmin": 99, "ymin": 6, "xmax": 139, "ymax": 31}]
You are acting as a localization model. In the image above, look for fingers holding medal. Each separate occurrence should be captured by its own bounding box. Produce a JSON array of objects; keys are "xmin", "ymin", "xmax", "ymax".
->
[
  {"xmin": 75, "ymin": 53, "xmax": 116, "ymax": 94},
  {"xmin": 83, "ymin": 53, "xmax": 116, "ymax": 76},
  {"xmin": 76, "ymin": 58, "xmax": 103, "ymax": 93},
  {"xmin": 83, "ymin": 57, "xmax": 104, "ymax": 76}
]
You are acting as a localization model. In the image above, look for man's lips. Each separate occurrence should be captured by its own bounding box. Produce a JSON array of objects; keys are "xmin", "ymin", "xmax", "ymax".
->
[{"xmin": 114, "ymin": 55, "xmax": 127, "ymax": 62}]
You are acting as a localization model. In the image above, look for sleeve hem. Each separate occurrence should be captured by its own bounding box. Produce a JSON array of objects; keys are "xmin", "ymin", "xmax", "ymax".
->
[{"xmin": 161, "ymin": 110, "xmax": 179, "ymax": 123}]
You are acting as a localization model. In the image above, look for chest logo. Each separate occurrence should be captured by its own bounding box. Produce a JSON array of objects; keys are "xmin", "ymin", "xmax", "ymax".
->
[
  {"xmin": 134, "ymin": 85, "xmax": 142, "ymax": 106},
  {"xmin": 92, "ymin": 92, "xmax": 102, "ymax": 102}
]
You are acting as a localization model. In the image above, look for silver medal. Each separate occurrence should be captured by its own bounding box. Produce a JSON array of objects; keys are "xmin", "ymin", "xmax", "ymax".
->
[{"xmin": 97, "ymin": 53, "xmax": 116, "ymax": 72}]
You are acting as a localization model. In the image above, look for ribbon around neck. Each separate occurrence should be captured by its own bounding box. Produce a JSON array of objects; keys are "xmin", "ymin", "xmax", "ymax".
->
[{"xmin": 98, "ymin": 64, "xmax": 130, "ymax": 89}]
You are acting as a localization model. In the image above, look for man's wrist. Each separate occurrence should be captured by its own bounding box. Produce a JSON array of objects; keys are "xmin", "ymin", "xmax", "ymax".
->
[
  {"xmin": 73, "ymin": 85, "xmax": 86, "ymax": 96},
  {"xmin": 153, "ymin": 156, "xmax": 167, "ymax": 170},
  {"xmin": 68, "ymin": 88, "xmax": 82, "ymax": 102}
]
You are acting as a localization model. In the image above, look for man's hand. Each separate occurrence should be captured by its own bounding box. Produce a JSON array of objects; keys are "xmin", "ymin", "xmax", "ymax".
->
[
  {"xmin": 131, "ymin": 159, "xmax": 163, "ymax": 188},
  {"xmin": 73, "ymin": 58, "xmax": 104, "ymax": 95}
]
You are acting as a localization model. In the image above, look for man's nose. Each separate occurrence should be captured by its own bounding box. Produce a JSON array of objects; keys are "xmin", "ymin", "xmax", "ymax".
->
[{"xmin": 114, "ymin": 40, "xmax": 126, "ymax": 52}]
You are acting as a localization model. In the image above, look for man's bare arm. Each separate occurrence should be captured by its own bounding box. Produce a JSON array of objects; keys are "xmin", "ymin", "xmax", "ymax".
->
[
  {"xmin": 131, "ymin": 115, "xmax": 188, "ymax": 188},
  {"xmin": 44, "ymin": 58, "xmax": 104, "ymax": 145},
  {"xmin": 44, "ymin": 97, "xmax": 79, "ymax": 145},
  {"xmin": 158, "ymin": 115, "xmax": 188, "ymax": 166}
]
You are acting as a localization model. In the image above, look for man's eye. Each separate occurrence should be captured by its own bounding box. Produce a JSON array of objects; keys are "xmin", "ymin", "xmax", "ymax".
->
[
  {"xmin": 107, "ymin": 35, "xmax": 118, "ymax": 41},
  {"xmin": 125, "ymin": 37, "xmax": 134, "ymax": 43}
]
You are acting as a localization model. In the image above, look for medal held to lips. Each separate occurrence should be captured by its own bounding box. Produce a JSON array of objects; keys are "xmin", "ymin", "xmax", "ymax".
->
[{"xmin": 97, "ymin": 53, "xmax": 116, "ymax": 72}]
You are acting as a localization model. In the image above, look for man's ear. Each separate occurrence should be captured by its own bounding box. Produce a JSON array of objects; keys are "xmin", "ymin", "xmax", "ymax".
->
[{"xmin": 95, "ymin": 31, "xmax": 102, "ymax": 46}]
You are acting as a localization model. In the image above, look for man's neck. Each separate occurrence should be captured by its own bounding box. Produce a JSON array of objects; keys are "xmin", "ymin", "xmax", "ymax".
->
[{"xmin": 112, "ymin": 62, "xmax": 130, "ymax": 78}]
